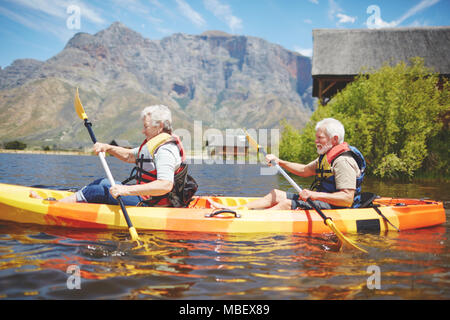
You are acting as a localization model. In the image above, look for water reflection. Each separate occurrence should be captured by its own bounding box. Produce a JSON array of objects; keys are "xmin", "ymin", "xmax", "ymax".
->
[
  {"xmin": 1, "ymin": 217, "xmax": 447, "ymax": 299},
  {"xmin": 0, "ymin": 153, "xmax": 449, "ymax": 299}
]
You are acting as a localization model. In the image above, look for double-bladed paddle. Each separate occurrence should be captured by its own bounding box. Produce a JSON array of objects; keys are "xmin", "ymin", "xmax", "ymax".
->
[
  {"xmin": 244, "ymin": 129, "xmax": 367, "ymax": 254},
  {"xmin": 74, "ymin": 88, "xmax": 140, "ymax": 243}
]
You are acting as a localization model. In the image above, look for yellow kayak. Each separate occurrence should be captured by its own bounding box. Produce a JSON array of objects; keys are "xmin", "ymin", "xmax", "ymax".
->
[{"xmin": 0, "ymin": 183, "xmax": 445, "ymax": 234}]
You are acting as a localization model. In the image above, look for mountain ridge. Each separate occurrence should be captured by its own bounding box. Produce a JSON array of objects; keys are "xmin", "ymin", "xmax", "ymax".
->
[{"xmin": 0, "ymin": 22, "xmax": 314, "ymax": 148}]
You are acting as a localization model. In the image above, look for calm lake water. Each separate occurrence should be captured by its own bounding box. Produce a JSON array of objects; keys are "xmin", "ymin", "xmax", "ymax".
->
[{"xmin": 0, "ymin": 153, "xmax": 448, "ymax": 301}]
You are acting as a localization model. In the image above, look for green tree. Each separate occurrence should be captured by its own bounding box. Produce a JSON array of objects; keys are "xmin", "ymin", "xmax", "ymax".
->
[
  {"xmin": 4, "ymin": 140, "xmax": 27, "ymax": 150},
  {"xmin": 280, "ymin": 58, "xmax": 449, "ymax": 179}
]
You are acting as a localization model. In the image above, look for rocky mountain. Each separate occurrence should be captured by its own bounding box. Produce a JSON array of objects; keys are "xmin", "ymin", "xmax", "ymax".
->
[{"xmin": 0, "ymin": 22, "xmax": 314, "ymax": 149}]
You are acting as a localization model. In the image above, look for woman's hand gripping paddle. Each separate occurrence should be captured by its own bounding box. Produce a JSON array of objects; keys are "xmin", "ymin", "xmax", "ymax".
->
[
  {"xmin": 74, "ymin": 88, "xmax": 140, "ymax": 243},
  {"xmin": 244, "ymin": 129, "xmax": 367, "ymax": 254}
]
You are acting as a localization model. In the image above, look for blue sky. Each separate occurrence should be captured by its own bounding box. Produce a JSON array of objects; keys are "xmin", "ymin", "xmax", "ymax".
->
[{"xmin": 0, "ymin": 0, "xmax": 449, "ymax": 68}]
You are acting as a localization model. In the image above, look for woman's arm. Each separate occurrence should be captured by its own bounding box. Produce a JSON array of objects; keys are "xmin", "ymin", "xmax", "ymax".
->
[
  {"xmin": 93, "ymin": 143, "xmax": 136, "ymax": 163},
  {"xmin": 109, "ymin": 180, "xmax": 174, "ymax": 198}
]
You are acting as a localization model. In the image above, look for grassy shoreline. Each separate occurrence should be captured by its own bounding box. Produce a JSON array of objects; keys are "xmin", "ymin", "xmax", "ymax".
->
[{"xmin": 0, "ymin": 148, "xmax": 90, "ymax": 156}]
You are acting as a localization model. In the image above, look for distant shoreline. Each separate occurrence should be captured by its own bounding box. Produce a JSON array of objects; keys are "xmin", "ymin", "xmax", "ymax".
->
[
  {"xmin": 0, "ymin": 149, "xmax": 211, "ymax": 160},
  {"xmin": 0, "ymin": 149, "xmax": 90, "ymax": 156}
]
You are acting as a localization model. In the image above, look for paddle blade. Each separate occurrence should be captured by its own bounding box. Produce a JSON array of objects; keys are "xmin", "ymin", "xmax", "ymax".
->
[
  {"xmin": 74, "ymin": 88, "xmax": 88, "ymax": 120},
  {"xmin": 244, "ymin": 129, "xmax": 260, "ymax": 153},
  {"xmin": 129, "ymin": 226, "xmax": 140, "ymax": 242},
  {"xmin": 325, "ymin": 219, "xmax": 368, "ymax": 253}
]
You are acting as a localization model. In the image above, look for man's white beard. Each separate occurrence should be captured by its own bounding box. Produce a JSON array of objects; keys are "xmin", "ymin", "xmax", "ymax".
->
[{"xmin": 316, "ymin": 141, "xmax": 333, "ymax": 155}]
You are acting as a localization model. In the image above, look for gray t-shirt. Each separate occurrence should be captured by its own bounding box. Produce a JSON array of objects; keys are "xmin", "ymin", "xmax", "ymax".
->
[{"xmin": 132, "ymin": 143, "xmax": 181, "ymax": 182}]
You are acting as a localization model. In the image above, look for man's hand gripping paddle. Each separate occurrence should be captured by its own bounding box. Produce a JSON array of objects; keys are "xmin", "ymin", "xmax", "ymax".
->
[{"xmin": 244, "ymin": 129, "xmax": 367, "ymax": 254}]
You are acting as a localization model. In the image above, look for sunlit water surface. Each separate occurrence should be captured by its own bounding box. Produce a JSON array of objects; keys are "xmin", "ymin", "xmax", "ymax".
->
[{"xmin": 0, "ymin": 153, "xmax": 448, "ymax": 299}]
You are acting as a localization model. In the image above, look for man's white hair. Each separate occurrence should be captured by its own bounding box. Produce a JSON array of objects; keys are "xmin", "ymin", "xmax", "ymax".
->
[
  {"xmin": 315, "ymin": 118, "xmax": 345, "ymax": 144},
  {"xmin": 140, "ymin": 105, "xmax": 172, "ymax": 133}
]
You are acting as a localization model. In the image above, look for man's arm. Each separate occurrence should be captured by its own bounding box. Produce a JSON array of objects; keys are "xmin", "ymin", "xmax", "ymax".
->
[{"xmin": 266, "ymin": 154, "xmax": 316, "ymax": 177}]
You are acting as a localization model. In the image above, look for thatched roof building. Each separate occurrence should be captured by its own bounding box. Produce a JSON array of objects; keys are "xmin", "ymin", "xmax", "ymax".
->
[{"xmin": 312, "ymin": 27, "xmax": 450, "ymax": 103}]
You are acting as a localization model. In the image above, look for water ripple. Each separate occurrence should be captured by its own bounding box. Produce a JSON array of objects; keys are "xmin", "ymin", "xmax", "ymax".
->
[{"xmin": 0, "ymin": 154, "xmax": 449, "ymax": 299}]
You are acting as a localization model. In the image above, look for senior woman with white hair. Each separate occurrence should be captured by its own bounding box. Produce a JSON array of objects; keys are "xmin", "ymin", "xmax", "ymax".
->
[
  {"xmin": 212, "ymin": 118, "xmax": 366, "ymax": 210},
  {"xmin": 31, "ymin": 105, "xmax": 196, "ymax": 207}
]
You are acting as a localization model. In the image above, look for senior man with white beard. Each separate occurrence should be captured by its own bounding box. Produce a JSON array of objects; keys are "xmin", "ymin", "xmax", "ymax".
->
[{"xmin": 212, "ymin": 118, "xmax": 366, "ymax": 210}]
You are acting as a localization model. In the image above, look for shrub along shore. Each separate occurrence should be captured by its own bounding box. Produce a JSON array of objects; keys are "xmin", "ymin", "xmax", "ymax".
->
[{"xmin": 280, "ymin": 58, "xmax": 449, "ymax": 181}]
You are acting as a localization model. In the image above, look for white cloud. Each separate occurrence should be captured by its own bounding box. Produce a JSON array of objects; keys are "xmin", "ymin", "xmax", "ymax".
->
[
  {"xmin": 294, "ymin": 46, "xmax": 312, "ymax": 57},
  {"xmin": 176, "ymin": 0, "xmax": 206, "ymax": 27},
  {"xmin": 308, "ymin": 0, "xmax": 319, "ymax": 4},
  {"xmin": 395, "ymin": 0, "xmax": 440, "ymax": 25},
  {"xmin": 328, "ymin": 0, "xmax": 357, "ymax": 26},
  {"xmin": 111, "ymin": 0, "xmax": 150, "ymax": 15},
  {"xmin": 149, "ymin": 0, "xmax": 164, "ymax": 9},
  {"xmin": 0, "ymin": 6, "xmax": 41, "ymax": 30},
  {"xmin": 328, "ymin": 0, "xmax": 341, "ymax": 21},
  {"xmin": 336, "ymin": 13, "xmax": 356, "ymax": 24},
  {"xmin": 368, "ymin": 19, "xmax": 396, "ymax": 28},
  {"xmin": 408, "ymin": 19, "xmax": 429, "ymax": 27},
  {"xmin": 0, "ymin": 0, "xmax": 108, "ymax": 41},
  {"xmin": 79, "ymin": 4, "xmax": 106, "ymax": 25},
  {"xmin": 203, "ymin": 0, "xmax": 243, "ymax": 32},
  {"xmin": 7, "ymin": 0, "xmax": 105, "ymax": 25},
  {"xmin": 366, "ymin": 0, "xmax": 440, "ymax": 29}
]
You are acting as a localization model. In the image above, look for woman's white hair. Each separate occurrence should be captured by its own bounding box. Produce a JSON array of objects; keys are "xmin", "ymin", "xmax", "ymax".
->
[
  {"xmin": 140, "ymin": 105, "xmax": 173, "ymax": 133},
  {"xmin": 315, "ymin": 118, "xmax": 345, "ymax": 144}
]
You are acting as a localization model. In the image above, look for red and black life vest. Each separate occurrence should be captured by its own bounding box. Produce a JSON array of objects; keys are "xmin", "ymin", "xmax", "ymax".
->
[
  {"xmin": 123, "ymin": 133, "xmax": 197, "ymax": 207},
  {"xmin": 310, "ymin": 142, "xmax": 366, "ymax": 208}
]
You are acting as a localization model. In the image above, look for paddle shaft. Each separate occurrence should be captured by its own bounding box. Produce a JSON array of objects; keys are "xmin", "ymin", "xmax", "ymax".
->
[
  {"xmin": 258, "ymin": 147, "xmax": 330, "ymax": 223},
  {"xmin": 83, "ymin": 119, "xmax": 135, "ymax": 229},
  {"xmin": 249, "ymin": 132, "xmax": 367, "ymax": 253}
]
